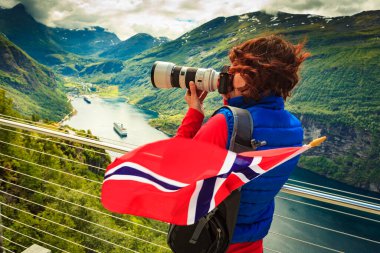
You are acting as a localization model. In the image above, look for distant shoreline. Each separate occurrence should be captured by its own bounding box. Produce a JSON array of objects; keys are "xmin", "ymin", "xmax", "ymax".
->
[{"xmin": 59, "ymin": 108, "xmax": 77, "ymax": 125}]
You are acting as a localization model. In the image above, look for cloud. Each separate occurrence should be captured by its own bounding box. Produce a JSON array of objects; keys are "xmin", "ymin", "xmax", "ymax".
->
[
  {"xmin": 0, "ymin": 0, "xmax": 17, "ymax": 8},
  {"xmin": 0, "ymin": 0, "xmax": 378, "ymax": 40},
  {"xmin": 0, "ymin": 0, "xmax": 268, "ymax": 39}
]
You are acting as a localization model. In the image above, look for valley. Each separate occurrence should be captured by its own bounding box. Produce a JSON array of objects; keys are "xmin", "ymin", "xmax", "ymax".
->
[
  {"xmin": 0, "ymin": 4, "xmax": 379, "ymax": 192},
  {"xmin": 0, "ymin": 3, "xmax": 379, "ymax": 252}
]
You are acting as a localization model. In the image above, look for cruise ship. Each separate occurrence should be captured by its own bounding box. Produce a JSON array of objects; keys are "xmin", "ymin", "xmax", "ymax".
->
[
  {"xmin": 83, "ymin": 96, "xmax": 91, "ymax": 104},
  {"xmin": 113, "ymin": 122, "xmax": 128, "ymax": 137}
]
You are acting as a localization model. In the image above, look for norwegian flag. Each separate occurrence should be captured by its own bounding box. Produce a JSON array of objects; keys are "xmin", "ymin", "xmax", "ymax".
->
[{"xmin": 101, "ymin": 137, "xmax": 325, "ymax": 225}]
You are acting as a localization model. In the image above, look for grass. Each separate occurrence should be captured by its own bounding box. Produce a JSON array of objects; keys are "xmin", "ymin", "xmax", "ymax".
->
[{"xmin": 96, "ymin": 85, "xmax": 119, "ymax": 98}]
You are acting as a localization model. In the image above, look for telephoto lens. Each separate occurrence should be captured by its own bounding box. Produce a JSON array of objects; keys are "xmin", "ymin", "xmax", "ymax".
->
[{"xmin": 151, "ymin": 61, "xmax": 220, "ymax": 92}]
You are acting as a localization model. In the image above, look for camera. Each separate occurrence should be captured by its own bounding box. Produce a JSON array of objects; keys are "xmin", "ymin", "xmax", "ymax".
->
[{"xmin": 150, "ymin": 61, "xmax": 234, "ymax": 94}]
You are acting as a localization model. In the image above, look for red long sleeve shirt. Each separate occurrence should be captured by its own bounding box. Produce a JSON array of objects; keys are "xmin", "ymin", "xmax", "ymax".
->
[{"xmin": 175, "ymin": 108, "xmax": 228, "ymax": 149}]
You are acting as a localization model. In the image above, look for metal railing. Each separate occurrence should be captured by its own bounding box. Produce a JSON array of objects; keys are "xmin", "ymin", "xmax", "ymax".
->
[
  {"xmin": 1, "ymin": 117, "xmax": 378, "ymax": 216},
  {"xmin": 0, "ymin": 116, "xmax": 379, "ymax": 253}
]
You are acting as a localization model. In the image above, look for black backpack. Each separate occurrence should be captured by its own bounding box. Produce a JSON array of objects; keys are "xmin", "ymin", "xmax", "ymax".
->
[{"xmin": 167, "ymin": 106, "xmax": 265, "ymax": 253}]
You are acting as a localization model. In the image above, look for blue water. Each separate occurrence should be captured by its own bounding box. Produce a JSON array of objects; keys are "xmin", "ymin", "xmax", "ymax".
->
[
  {"xmin": 266, "ymin": 167, "xmax": 380, "ymax": 253},
  {"xmin": 63, "ymin": 96, "xmax": 168, "ymax": 149}
]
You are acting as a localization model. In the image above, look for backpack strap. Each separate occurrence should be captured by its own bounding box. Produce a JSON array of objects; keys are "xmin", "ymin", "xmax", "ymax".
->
[
  {"xmin": 212, "ymin": 105, "xmax": 254, "ymax": 153},
  {"xmin": 166, "ymin": 106, "xmax": 263, "ymax": 252}
]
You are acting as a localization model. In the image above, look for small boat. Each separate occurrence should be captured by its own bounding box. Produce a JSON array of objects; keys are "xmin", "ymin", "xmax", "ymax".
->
[
  {"xmin": 83, "ymin": 96, "xmax": 91, "ymax": 104},
  {"xmin": 114, "ymin": 122, "xmax": 128, "ymax": 137}
]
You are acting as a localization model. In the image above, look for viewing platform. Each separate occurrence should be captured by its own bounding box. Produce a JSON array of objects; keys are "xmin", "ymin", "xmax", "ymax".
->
[{"xmin": 0, "ymin": 116, "xmax": 379, "ymax": 253}]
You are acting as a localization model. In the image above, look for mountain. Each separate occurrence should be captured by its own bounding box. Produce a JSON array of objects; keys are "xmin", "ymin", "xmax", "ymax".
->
[
  {"xmin": 51, "ymin": 26, "xmax": 119, "ymax": 56},
  {"xmin": 0, "ymin": 4, "xmax": 65, "ymax": 65},
  {"xmin": 99, "ymin": 33, "xmax": 169, "ymax": 60},
  {"xmin": 90, "ymin": 10, "xmax": 380, "ymax": 192},
  {"xmin": 0, "ymin": 34, "xmax": 71, "ymax": 121},
  {"xmin": 0, "ymin": 4, "xmax": 120, "ymax": 65},
  {"xmin": 79, "ymin": 60, "xmax": 124, "ymax": 76}
]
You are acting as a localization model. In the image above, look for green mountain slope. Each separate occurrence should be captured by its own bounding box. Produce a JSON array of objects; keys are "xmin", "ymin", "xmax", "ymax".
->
[
  {"xmin": 0, "ymin": 34, "xmax": 71, "ymax": 121},
  {"xmin": 51, "ymin": 26, "xmax": 120, "ymax": 56},
  {"xmin": 0, "ymin": 4, "xmax": 120, "ymax": 65},
  {"xmin": 91, "ymin": 10, "xmax": 380, "ymax": 191},
  {"xmin": 0, "ymin": 91, "xmax": 168, "ymax": 252},
  {"xmin": 79, "ymin": 60, "xmax": 124, "ymax": 76},
  {"xmin": 105, "ymin": 11, "xmax": 380, "ymax": 130},
  {"xmin": 100, "ymin": 33, "xmax": 169, "ymax": 60},
  {"xmin": 0, "ymin": 4, "xmax": 65, "ymax": 65}
]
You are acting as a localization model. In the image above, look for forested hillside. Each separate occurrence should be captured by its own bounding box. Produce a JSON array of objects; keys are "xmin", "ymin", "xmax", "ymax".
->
[
  {"xmin": 0, "ymin": 89, "xmax": 168, "ymax": 252},
  {"xmin": 90, "ymin": 10, "xmax": 380, "ymax": 191},
  {"xmin": 0, "ymin": 34, "xmax": 71, "ymax": 121}
]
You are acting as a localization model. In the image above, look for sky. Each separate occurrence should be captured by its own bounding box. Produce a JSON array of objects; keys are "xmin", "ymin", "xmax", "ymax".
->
[{"xmin": 0, "ymin": 0, "xmax": 378, "ymax": 40}]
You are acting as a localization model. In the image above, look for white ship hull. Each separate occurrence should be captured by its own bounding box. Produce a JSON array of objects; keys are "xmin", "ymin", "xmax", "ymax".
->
[{"xmin": 113, "ymin": 123, "xmax": 127, "ymax": 137}]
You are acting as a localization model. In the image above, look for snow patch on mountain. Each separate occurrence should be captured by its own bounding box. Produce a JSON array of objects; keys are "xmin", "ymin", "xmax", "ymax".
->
[
  {"xmin": 239, "ymin": 14, "xmax": 249, "ymax": 22},
  {"xmin": 270, "ymin": 16, "xmax": 278, "ymax": 22}
]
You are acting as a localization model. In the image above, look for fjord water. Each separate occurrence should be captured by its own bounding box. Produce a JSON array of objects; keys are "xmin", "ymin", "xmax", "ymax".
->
[
  {"xmin": 63, "ymin": 96, "xmax": 168, "ymax": 147},
  {"xmin": 270, "ymin": 168, "xmax": 380, "ymax": 253},
  {"xmin": 64, "ymin": 96, "xmax": 380, "ymax": 253}
]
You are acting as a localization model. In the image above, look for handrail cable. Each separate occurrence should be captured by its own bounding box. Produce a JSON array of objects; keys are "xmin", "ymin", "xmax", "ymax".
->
[
  {"xmin": 0, "ymin": 113, "xmax": 141, "ymax": 147},
  {"xmin": 286, "ymin": 183, "xmax": 379, "ymax": 207},
  {"xmin": 276, "ymin": 195, "xmax": 380, "ymax": 223},
  {"xmin": 263, "ymin": 247, "xmax": 282, "ymax": 253},
  {"xmin": 0, "ymin": 114, "xmax": 140, "ymax": 148},
  {"xmin": 0, "ymin": 139, "xmax": 106, "ymax": 171},
  {"xmin": 8, "ymin": 139, "xmax": 376, "ymax": 219},
  {"xmin": 0, "ymin": 190, "xmax": 170, "ymax": 250},
  {"xmin": 288, "ymin": 178, "xmax": 380, "ymax": 202},
  {"xmin": 0, "ymin": 113, "xmax": 128, "ymax": 145},
  {"xmin": 0, "ymin": 201, "xmax": 141, "ymax": 253},
  {"xmin": 0, "ymin": 190, "xmax": 279, "ymax": 252},
  {"xmin": 268, "ymin": 231, "xmax": 343, "ymax": 253},
  {"xmin": 0, "ymin": 178, "xmax": 167, "ymax": 234},
  {"xmin": 3, "ymin": 122, "xmax": 378, "ymax": 204},
  {"xmin": 0, "ymin": 113, "xmax": 62, "ymax": 129},
  {"xmin": 0, "ymin": 141, "xmax": 379, "ymax": 217},
  {"xmin": 5, "ymin": 176, "xmax": 375, "ymax": 248},
  {"xmin": 3, "ymin": 172, "xmax": 376, "ymax": 246},
  {"xmin": 0, "ymin": 246, "xmax": 13, "ymax": 253},
  {"xmin": 0, "ymin": 180, "xmax": 377, "ymax": 251},
  {"xmin": 3, "ymin": 136, "xmax": 378, "ymax": 212},
  {"xmin": 282, "ymin": 184, "xmax": 380, "ymax": 215},
  {"xmin": 0, "ymin": 224, "xmax": 69, "ymax": 252},
  {"xmin": 2, "ymin": 117, "xmax": 380, "ymax": 215},
  {"xmin": 0, "ymin": 125, "xmax": 109, "ymax": 156},
  {"xmin": 0, "ymin": 165, "xmax": 100, "ymax": 199},
  {"xmin": 0, "ymin": 214, "xmax": 104, "ymax": 253},
  {"xmin": 0, "ymin": 152, "xmax": 102, "ymax": 185},
  {"xmin": 273, "ymin": 213, "xmax": 380, "ymax": 244},
  {"xmin": 0, "ymin": 117, "xmax": 132, "ymax": 154},
  {"xmin": 1, "ymin": 235, "xmax": 27, "ymax": 249}
]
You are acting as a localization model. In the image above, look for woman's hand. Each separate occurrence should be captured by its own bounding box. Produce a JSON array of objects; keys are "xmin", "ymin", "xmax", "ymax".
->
[{"xmin": 185, "ymin": 81, "xmax": 208, "ymax": 115}]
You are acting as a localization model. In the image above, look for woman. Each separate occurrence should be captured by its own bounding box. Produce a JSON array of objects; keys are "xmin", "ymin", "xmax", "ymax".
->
[{"xmin": 175, "ymin": 35, "xmax": 309, "ymax": 252}]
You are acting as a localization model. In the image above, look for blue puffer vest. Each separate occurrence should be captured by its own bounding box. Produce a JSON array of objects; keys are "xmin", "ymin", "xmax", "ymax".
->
[{"xmin": 216, "ymin": 95, "xmax": 303, "ymax": 243}]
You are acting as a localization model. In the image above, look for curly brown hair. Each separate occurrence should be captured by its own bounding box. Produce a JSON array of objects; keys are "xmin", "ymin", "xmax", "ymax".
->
[{"xmin": 228, "ymin": 35, "xmax": 310, "ymax": 101}]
